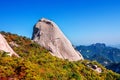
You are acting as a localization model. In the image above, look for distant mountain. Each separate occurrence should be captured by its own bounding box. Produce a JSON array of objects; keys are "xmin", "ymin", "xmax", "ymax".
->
[
  {"xmin": 110, "ymin": 44, "xmax": 120, "ymax": 49},
  {"xmin": 76, "ymin": 43, "xmax": 120, "ymax": 66},
  {"xmin": 106, "ymin": 63, "xmax": 120, "ymax": 73}
]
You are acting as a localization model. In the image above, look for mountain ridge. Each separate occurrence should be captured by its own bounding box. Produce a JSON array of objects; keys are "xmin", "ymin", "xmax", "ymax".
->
[{"xmin": 76, "ymin": 43, "xmax": 120, "ymax": 73}]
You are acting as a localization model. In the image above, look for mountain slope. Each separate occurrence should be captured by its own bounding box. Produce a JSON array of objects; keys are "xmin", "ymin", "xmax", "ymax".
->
[{"xmin": 0, "ymin": 32, "xmax": 120, "ymax": 80}]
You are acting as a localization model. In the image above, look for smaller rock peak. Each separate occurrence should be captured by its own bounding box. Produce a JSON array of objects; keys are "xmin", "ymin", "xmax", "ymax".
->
[{"xmin": 0, "ymin": 33, "xmax": 19, "ymax": 57}]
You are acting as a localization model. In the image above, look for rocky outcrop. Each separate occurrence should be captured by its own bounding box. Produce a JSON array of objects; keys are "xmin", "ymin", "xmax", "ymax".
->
[
  {"xmin": 9, "ymin": 41, "xmax": 19, "ymax": 47},
  {"xmin": 86, "ymin": 63, "xmax": 102, "ymax": 73},
  {"xmin": 32, "ymin": 18, "xmax": 83, "ymax": 61},
  {"xmin": 0, "ymin": 34, "xmax": 19, "ymax": 57}
]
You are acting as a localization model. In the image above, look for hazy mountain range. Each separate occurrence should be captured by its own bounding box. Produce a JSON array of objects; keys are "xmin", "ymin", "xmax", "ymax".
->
[
  {"xmin": 76, "ymin": 43, "xmax": 120, "ymax": 73},
  {"xmin": 110, "ymin": 44, "xmax": 120, "ymax": 49}
]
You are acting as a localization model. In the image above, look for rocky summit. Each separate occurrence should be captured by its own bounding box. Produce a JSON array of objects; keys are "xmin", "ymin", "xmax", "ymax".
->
[
  {"xmin": 32, "ymin": 18, "xmax": 83, "ymax": 61},
  {"xmin": 0, "ymin": 33, "xmax": 19, "ymax": 57}
]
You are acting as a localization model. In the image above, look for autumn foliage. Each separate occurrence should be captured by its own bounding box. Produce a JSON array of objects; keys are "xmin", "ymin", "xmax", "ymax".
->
[{"xmin": 0, "ymin": 31, "xmax": 120, "ymax": 80}]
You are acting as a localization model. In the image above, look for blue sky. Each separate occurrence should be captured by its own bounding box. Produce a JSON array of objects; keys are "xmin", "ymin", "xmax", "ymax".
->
[{"xmin": 0, "ymin": 0, "xmax": 120, "ymax": 45}]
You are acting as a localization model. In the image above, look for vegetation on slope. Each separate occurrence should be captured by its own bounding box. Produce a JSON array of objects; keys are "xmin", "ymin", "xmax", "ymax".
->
[{"xmin": 0, "ymin": 31, "xmax": 120, "ymax": 80}]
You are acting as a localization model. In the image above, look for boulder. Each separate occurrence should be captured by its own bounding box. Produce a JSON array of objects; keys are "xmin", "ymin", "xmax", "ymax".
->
[{"xmin": 32, "ymin": 18, "xmax": 83, "ymax": 61}]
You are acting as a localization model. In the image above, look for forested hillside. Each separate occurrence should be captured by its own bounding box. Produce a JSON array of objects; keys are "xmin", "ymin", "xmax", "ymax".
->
[{"xmin": 0, "ymin": 31, "xmax": 120, "ymax": 80}]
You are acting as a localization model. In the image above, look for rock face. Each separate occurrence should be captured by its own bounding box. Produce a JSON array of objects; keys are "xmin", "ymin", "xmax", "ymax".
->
[
  {"xmin": 0, "ymin": 33, "xmax": 19, "ymax": 57},
  {"xmin": 32, "ymin": 18, "xmax": 83, "ymax": 61}
]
